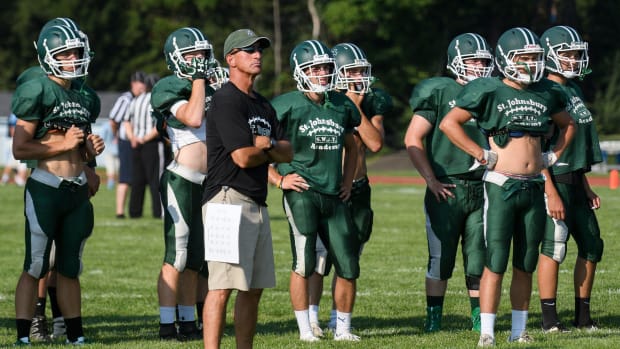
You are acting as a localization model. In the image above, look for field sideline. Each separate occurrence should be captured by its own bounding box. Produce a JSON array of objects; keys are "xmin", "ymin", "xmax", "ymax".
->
[{"xmin": 0, "ymin": 174, "xmax": 618, "ymax": 348}]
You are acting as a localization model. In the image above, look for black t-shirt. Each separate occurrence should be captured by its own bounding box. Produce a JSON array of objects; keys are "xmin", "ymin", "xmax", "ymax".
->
[{"xmin": 203, "ymin": 82, "xmax": 286, "ymax": 206}]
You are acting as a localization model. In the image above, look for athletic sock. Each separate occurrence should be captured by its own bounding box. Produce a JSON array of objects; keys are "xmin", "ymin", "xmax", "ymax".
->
[
  {"xmin": 159, "ymin": 306, "xmax": 176, "ymax": 325},
  {"xmin": 294, "ymin": 310, "xmax": 312, "ymax": 336},
  {"xmin": 480, "ymin": 313, "xmax": 496, "ymax": 337},
  {"xmin": 328, "ymin": 309, "xmax": 337, "ymax": 329},
  {"xmin": 469, "ymin": 297, "xmax": 480, "ymax": 312},
  {"xmin": 335, "ymin": 311, "xmax": 352, "ymax": 334},
  {"xmin": 48, "ymin": 287, "xmax": 62, "ymax": 319},
  {"xmin": 177, "ymin": 305, "xmax": 195, "ymax": 322},
  {"xmin": 309, "ymin": 305, "xmax": 320, "ymax": 324},
  {"xmin": 16, "ymin": 318, "xmax": 31, "ymax": 340},
  {"xmin": 540, "ymin": 298, "xmax": 559, "ymax": 328},
  {"xmin": 511, "ymin": 310, "xmax": 528, "ymax": 338},
  {"xmin": 575, "ymin": 297, "xmax": 591, "ymax": 325},
  {"xmin": 64, "ymin": 316, "xmax": 84, "ymax": 342},
  {"xmin": 196, "ymin": 302, "xmax": 204, "ymax": 325},
  {"xmin": 426, "ymin": 295, "xmax": 444, "ymax": 307},
  {"xmin": 35, "ymin": 297, "xmax": 47, "ymax": 317}
]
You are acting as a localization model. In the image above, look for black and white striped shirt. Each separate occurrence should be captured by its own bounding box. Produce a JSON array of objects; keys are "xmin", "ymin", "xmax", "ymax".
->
[
  {"xmin": 109, "ymin": 91, "xmax": 133, "ymax": 140},
  {"xmin": 124, "ymin": 92, "xmax": 155, "ymax": 140}
]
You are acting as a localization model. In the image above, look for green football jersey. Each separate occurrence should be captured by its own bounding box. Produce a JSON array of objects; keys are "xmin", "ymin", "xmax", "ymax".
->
[
  {"xmin": 455, "ymin": 77, "xmax": 567, "ymax": 148},
  {"xmin": 271, "ymin": 90, "xmax": 361, "ymax": 195},
  {"xmin": 409, "ymin": 77, "xmax": 486, "ymax": 177},
  {"xmin": 549, "ymin": 80, "xmax": 602, "ymax": 174},
  {"xmin": 150, "ymin": 75, "xmax": 215, "ymax": 129},
  {"xmin": 361, "ymin": 87, "xmax": 393, "ymax": 119},
  {"xmin": 11, "ymin": 75, "xmax": 100, "ymax": 139}
]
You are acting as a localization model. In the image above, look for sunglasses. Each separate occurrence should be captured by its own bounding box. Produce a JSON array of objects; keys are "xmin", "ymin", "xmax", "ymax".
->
[{"xmin": 237, "ymin": 45, "xmax": 264, "ymax": 54}]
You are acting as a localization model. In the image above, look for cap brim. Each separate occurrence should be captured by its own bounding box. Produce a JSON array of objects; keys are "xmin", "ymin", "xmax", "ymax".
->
[{"xmin": 226, "ymin": 37, "xmax": 271, "ymax": 56}]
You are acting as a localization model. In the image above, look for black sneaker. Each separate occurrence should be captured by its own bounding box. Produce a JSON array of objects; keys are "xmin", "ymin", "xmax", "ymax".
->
[
  {"xmin": 159, "ymin": 323, "xmax": 177, "ymax": 340},
  {"xmin": 573, "ymin": 319, "xmax": 599, "ymax": 331},
  {"xmin": 177, "ymin": 321, "xmax": 202, "ymax": 341},
  {"xmin": 30, "ymin": 315, "xmax": 51, "ymax": 342}
]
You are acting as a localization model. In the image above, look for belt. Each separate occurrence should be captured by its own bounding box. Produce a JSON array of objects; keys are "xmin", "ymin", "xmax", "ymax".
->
[{"xmin": 30, "ymin": 169, "xmax": 87, "ymax": 189}]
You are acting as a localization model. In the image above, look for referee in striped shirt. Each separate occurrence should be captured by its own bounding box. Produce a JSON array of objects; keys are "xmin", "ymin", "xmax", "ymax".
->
[
  {"xmin": 123, "ymin": 74, "xmax": 165, "ymax": 219},
  {"xmin": 109, "ymin": 71, "xmax": 146, "ymax": 218}
]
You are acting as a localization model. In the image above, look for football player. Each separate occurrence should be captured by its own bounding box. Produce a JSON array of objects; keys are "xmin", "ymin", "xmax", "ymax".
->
[
  {"xmin": 404, "ymin": 33, "xmax": 493, "ymax": 333},
  {"xmin": 439, "ymin": 27, "xmax": 576, "ymax": 346},
  {"xmin": 17, "ymin": 17, "xmax": 100, "ymax": 344},
  {"xmin": 268, "ymin": 40, "xmax": 361, "ymax": 342},
  {"xmin": 537, "ymin": 25, "xmax": 603, "ymax": 333},
  {"xmin": 305, "ymin": 42, "xmax": 393, "ymax": 337},
  {"xmin": 151, "ymin": 27, "xmax": 215, "ymax": 341},
  {"xmin": 12, "ymin": 24, "xmax": 104, "ymax": 346}
]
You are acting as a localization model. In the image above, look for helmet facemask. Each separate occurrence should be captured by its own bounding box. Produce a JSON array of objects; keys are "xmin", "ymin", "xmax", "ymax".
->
[
  {"xmin": 335, "ymin": 60, "xmax": 373, "ymax": 93},
  {"xmin": 449, "ymin": 50, "xmax": 494, "ymax": 82},
  {"xmin": 293, "ymin": 54, "xmax": 336, "ymax": 93},
  {"xmin": 40, "ymin": 35, "xmax": 90, "ymax": 79},
  {"xmin": 168, "ymin": 38, "xmax": 213, "ymax": 79},
  {"xmin": 497, "ymin": 47, "xmax": 545, "ymax": 84},
  {"xmin": 546, "ymin": 41, "xmax": 589, "ymax": 79}
]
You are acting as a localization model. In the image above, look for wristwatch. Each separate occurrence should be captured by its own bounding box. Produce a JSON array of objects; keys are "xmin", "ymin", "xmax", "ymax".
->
[{"xmin": 267, "ymin": 138, "xmax": 277, "ymax": 151}]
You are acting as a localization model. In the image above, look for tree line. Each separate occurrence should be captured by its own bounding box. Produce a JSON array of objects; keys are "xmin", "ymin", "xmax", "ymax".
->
[{"xmin": 1, "ymin": 0, "xmax": 618, "ymax": 147}]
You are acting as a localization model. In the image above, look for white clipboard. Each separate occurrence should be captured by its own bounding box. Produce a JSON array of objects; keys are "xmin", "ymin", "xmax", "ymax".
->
[{"xmin": 204, "ymin": 202, "xmax": 242, "ymax": 264}]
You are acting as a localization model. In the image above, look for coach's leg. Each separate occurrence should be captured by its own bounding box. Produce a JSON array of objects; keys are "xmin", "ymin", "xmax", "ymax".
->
[
  {"xmin": 203, "ymin": 289, "xmax": 231, "ymax": 349},
  {"xmin": 234, "ymin": 288, "xmax": 263, "ymax": 349}
]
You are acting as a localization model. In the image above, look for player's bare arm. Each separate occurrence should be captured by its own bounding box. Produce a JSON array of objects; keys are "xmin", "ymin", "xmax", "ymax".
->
[
  {"xmin": 340, "ymin": 132, "xmax": 358, "ymax": 201},
  {"xmin": 439, "ymin": 107, "xmax": 486, "ymax": 161},
  {"xmin": 542, "ymin": 168, "xmax": 565, "ymax": 220},
  {"xmin": 405, "ymin": 115, "xmax": 455, "ymax": 202}
]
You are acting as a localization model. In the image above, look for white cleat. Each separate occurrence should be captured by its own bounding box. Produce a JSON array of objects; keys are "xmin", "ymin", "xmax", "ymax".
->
[
  {"xmin": 477, "ymin": 334, "xmax": 495, "ymax": 347},
  {"xmin": 334, "ymin": 331, "xmax": 361, "ymax": 341},
  {"xmin": 508, "ymin": 331, "xmax": 534, "ymax": 343},
  {"xmin": 300, "ymin": 332, "xmax": 320, "ymax": 342},
  {"xmin": 310, "ymin": 322, "xmax": 324, "ymax": 338}
]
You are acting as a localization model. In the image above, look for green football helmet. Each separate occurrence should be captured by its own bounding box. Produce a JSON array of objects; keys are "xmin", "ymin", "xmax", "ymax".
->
[
  {"xmin": 290, "ymin": 40, "xmax": 336, "ymax": 93},
  {"xmin": 495, "ymin": 27, "xmax": 545, "ymax": 84},
  {"xmin": 37, "ymin": 17, "xmax": 92, "ymax": 59},
  {"xmin": 164, "ymin": 27, "xmax": 213, "ymax": 79},
  {"xmin": 37, "ymin": 25, "xmax": 91, "ymax": 79},
  {"xmin": 541, "ymin": 25, "xmax": 590, "ymax": 79},
  {"xmin": 446, "ymin": 33, "xmax": 494, "ymax": 82},
  {"xmin": 207, "ymin": 59, "xmax": 229, "ymax": 90},
  {"xmin": 332, "ymin": 43, "xmax": 373, "ymax": 93}
]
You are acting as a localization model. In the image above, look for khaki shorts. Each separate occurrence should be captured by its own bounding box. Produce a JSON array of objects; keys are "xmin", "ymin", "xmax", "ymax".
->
[{"xmin": 203, "ymin": 187, "xmax": 276, "ymax": 291}]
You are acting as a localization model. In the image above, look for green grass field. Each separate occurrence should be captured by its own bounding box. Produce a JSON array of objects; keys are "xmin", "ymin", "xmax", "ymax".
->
[{"xmin": 0, "ymin": 177, "xmax": 619, "ymax": 348}]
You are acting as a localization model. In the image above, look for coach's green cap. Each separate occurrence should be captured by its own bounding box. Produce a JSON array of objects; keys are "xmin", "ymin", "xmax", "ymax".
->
[{"xmin": 223, "ymin": 29, "xmax": 271, "ymax": 59}]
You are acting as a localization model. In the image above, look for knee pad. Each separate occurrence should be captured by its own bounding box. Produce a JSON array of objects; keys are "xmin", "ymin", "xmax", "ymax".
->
[
  {"xmin": 550, "ymin": 219, "xmax": 568, "ymax": 263},
  {"xmin": 465, "ymin": 275, "xmax": 480, "ymax": 291},
  {"xmin": 314, "ymin": 238, "xmax": 328, "ymax": 275},
  {"xmin": 27, "ymin": 256, "xmax": 47, "ymax": 279},
  {"xmin": 173, "ymin": 251, "xmax": 188, "ymax": 272}
]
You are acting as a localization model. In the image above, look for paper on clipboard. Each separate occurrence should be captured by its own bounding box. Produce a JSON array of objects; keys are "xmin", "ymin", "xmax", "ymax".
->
[{"xmin": 204, "ymin": 202, "xmax": 242, "ymax": 264}]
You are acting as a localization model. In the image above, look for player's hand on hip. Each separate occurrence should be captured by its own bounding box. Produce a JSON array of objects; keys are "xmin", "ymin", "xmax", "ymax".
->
[
  {"xmin": 282, "ymin": 173, "xmax": 310, "ymax": 192},
  {"xmin": 427, "ymin": 178, "xmax": 456, "ymax": 202}
]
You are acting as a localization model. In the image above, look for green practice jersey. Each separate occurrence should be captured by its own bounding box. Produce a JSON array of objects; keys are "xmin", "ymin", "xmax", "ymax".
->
[
  {"xmin": 455, "ymin": 77, "xmax": 567, "ymax": 148},
  {"xmin": 549, "ymin": 80, "xmax": 602, "ymax": 174},
  {"xmin": 271, "ymin": 90, "xmax": 361, "ymax": 195},
  {"xmin": 11, "ymin": 75, "xmax": 100, "ymax": 139},
  {"xmin": 361, "ymin": 87, "xmax": 393, "ymax": 119},
  {"xmin": 410, "ymin": 77, "xmax": 486, "ymax": 177}
]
